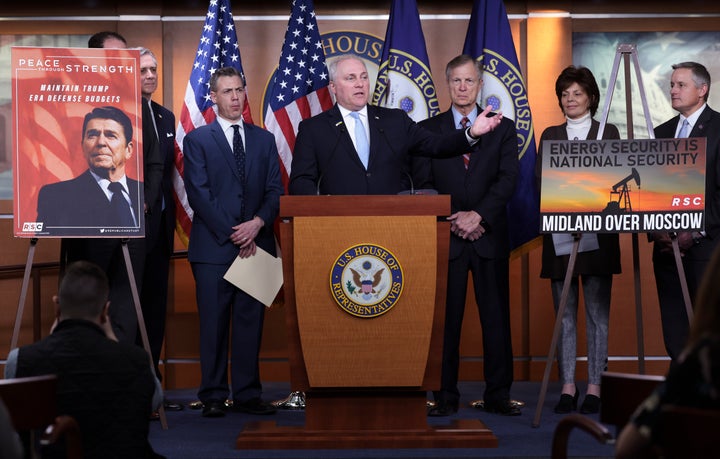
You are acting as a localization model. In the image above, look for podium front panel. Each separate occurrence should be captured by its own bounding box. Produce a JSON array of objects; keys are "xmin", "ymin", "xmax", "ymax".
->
[{"xmin": 293, "ymin": 215, "xmax": 437, "ymax": 387}]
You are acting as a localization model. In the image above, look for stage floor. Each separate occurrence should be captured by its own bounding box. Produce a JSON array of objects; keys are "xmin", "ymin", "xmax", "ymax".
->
[{"xmin": 149, "ymin": 381, "xmax": 615, "ymax": 459}]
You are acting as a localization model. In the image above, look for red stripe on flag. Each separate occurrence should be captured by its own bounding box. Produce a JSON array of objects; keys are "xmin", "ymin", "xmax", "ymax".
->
[{"xmin": 274, "ymin": 108, "xmax": 298, "ymax": 153}]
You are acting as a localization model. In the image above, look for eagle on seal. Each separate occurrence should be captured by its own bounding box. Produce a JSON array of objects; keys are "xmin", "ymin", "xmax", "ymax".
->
[{"xmin": 350, "ymin": 268, "xmax": 384, "ymax": 294}]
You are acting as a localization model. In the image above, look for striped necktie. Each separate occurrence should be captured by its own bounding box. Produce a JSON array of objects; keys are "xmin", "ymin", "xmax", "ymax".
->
[
  {"xmin": 108, "ymin": 181, "xmax": 135, "ymax": 227},
  {"xmin": 461, "ymin": 117, "xmax": 471, "ymax": 169}
]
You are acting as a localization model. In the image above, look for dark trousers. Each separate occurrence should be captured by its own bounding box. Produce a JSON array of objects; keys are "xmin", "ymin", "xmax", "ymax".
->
[
  {"xmin": 140, "ymin": 215, "xmax": 172, "ymax": 378},
  {"xmin": 436, "ymin": 245, "xmax": 513, "ymax": 405},
  {"xmin": 652, "ymin": 244, "xmax": 708, "ymax": 361},
  {"xmin": 191, "ymin": 262, "xmax": 265, "ymax": 403}
]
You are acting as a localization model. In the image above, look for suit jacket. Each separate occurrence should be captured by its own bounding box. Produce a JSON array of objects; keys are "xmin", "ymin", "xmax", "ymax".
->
[
  {"xmin": 183, "ymin": 119, "xmax": 283, "ymax": 265},
  {"xmin": 655, "ymin": 105, "xmax": 720, "ymax": 259},
  {"xmin": 537, "ymin": 119, "xmax": 622, "ymax": 278},
  {"xmin": 141, "ymin": 99, "xmax": 164, "ymax": 214},
  {"xmin": 37, "ymin": 170, "xmax": 143, "ymax": 236},
  {"xmin": 145, "ymin": 99, "xmax": 177, "ymax": 252},
  {"xmin": 289, "ymin": 104, "xmax": 473, "ymax": 195},
  {"xmin": 414, "ymin": 106, "xmax": 518, "ymax": 259}
]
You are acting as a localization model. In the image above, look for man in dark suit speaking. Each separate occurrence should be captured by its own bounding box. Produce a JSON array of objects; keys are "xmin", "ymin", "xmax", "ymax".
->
[
  {"xmin": 36, "ymin": 106, "xmax": 143, "ymax": 235},
  {"xmin": 289, "ymin": 54, "xmax": 504, "ymax": 195}
]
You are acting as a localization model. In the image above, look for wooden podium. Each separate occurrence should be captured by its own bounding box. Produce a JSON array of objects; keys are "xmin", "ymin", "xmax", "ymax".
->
[{"xmin": 236, "ymin": 195, "xmax": 497, "ymax": 449}]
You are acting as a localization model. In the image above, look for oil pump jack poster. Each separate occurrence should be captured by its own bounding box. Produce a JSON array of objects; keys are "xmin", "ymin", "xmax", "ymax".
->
[{"xmin": 539, "ymin": 138, "xmax": 706, "ymax": 234}]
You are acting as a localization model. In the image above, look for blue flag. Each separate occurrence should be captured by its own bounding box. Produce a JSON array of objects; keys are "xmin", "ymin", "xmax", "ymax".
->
[
  {"xmin": 372, "ymin": 0, "xmax": 439, "ymax": 122},
  {"xmin": 463, "ymin": 0, "xmax": 540, "ymax": 254}
]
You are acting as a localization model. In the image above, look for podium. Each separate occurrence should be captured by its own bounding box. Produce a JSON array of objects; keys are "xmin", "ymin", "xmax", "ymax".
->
[{"xmin": 236, "ymin": 195, "xmax": 497, "ymax": 449}]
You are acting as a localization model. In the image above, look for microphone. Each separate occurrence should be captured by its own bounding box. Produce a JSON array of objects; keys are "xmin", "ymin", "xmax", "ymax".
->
[
  {"xmin": 316, "ymin": 121, "xmax": 345, "ymax": 195},
  {"xmin": 397, "ymin": 170, "xmax": 415, "ymax": 195},
  {"xmin": 378, "ymin": 127, "xmax": 437, "ymax": 196}
]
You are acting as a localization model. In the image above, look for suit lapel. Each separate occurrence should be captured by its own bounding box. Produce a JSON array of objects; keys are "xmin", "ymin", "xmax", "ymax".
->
[
  {"xmin": 210, "ymin": 121, "xmax": 243, "ymax": 183},
  {"xmin": 330, "ymin": 105, "xmax": 365, "ymax": 169},
  {"xmin": 80, "ymin": 170, "xmax": 112, "ymax": 209},
  {"xmin": 693, "ymin": 107, "xmax": 713, "ymax": 137},
  {"xmin": 243, "ymin": 124, "xmax": 259, "ymax": 185},
  {"xmin": 366, "ymin": 106, "xmax": 381, "ymax": 168}
]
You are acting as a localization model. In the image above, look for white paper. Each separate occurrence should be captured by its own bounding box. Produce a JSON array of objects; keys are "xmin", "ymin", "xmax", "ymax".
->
[
  {"xmin": 223, "ymin": 247, "xmax": 283, "ymax": 307},
  {"xmin": 551, "ymin": 233, "xmax": 600, "ymax": 256}
]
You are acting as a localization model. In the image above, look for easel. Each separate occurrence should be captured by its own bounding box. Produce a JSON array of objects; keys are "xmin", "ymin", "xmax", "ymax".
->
[
  {"xmin": 532, "ymin": 43, "xmax": 694, "ymax": 427},
  {"xmin": 10, "ymin": 238, "xmax": 169, "ymax": 430}
]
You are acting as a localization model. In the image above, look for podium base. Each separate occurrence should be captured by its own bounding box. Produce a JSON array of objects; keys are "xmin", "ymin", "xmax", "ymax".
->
[{"xmin": 236, "ymin": 419, "xmax": 498, "ymax": 449}]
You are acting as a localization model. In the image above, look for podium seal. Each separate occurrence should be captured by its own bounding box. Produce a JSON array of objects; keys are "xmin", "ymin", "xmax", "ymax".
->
[{"xmin": 329, "ymin": 243, "xmax": 404, "ymax": 318}]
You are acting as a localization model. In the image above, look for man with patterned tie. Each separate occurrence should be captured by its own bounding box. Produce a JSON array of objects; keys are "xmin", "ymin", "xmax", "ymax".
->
[
  {"xmin": 183, "ymin": 67, "xmax": 283, "ymax": 418},
  {"xmin": 289, "ymin": 54, "xmax": 504, "ymax": 195},
  {"xmin": 413, "ymin": 54, "xmax": 520, "ymax": 416},
  {"xmin": 652, "ymin": 61, "xmax": 720, "ymax": 361}
]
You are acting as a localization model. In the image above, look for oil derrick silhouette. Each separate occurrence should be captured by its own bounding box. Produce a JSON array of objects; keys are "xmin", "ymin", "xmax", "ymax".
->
[{"xmin": 603, "ymin": 167, "xmax": 641, "ymax": 213}]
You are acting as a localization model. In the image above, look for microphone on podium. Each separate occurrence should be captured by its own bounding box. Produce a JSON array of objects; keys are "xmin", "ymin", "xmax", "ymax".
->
[{"xmin": 398, "ymin": 171, "xmax": 438, "ymax": 196}]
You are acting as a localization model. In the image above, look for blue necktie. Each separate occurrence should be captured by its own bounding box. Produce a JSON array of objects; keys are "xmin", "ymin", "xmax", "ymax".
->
[
  {"xmin": 232, "ymin": 124, "xmax": 246, "ymax": 221},
  {"xmin": 350, "ymin": 112, "xmax": 369, "ymax": 169},
  {"xmin": 108, "ymin": 181, "xmax": 135, "ymax": 227},
  {"xmin": 678, "ymin": 119, "xmax": 690, "ymax": 138}
]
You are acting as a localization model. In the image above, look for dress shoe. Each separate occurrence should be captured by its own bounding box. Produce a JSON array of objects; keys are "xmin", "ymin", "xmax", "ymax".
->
[
  {"xmin": 554, "ymin": 387, "xmax": 579, "ymax": 414},
  {"xmin": 580, "ymin": 394, "xmax": 601, "ymax": 414},
  {"xmin": 231, "ymin": 397, "xmax": 277, "ymax": 415},
  {"xmin": 201, "ymin": 400, "xmax": 227, "ymax": 418},
  {"xmin": 163, "ymin": 399, "xmax": 184, "ymax": 411},
  {"xmin": 484, "ymin": 399, "xmax": 522, "ymax": 416},
  {"xmin": 427, "ymin": 400, "xmax": 459, "ymax": 417}
]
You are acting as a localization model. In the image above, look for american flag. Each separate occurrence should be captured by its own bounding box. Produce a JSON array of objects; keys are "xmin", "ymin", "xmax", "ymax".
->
[
  {"xmin": 263, "ymin": 0, "xmax": 333, "ymax": 190},
  {"xmin": 173, "ymin": 0, "xmax": 252, "ymax": 245}
]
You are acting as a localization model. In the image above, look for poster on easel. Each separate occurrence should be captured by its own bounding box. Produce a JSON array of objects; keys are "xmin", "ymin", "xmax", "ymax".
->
[
  {"xmin": 12, "ymin": 46, "xmax": 144, "ymax": 238},
  {"xmin": 540, "ymin": 138, "xmax": 706, "ymax": 234}
]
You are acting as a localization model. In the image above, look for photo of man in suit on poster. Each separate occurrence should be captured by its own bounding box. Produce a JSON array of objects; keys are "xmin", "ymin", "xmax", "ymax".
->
[
  {"xmin": 35, "ymin": 106, "xmax": 144, "ymax": 236},
  {"xmin": 12, "ymin": 46, "xmax": 143, "ymax": 239}
]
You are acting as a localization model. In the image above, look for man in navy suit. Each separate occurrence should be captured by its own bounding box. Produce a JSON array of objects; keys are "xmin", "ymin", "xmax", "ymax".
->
[
  {"xmin": 414, "ymin": 55, "xmax": 519, "ymax": 416},
  {"xmin": 651, "ymin": 61, "xmax": 720, "ymax": 361},
  {"xmin": 289, "ymin": 54, "xmax": 504, "ymax": 195},
  {"xmin": 183, "ymin": 66, "xmax": 283, "ymax": 418},
  {"xmin": 138, "ymin": 47, "xmax": 183, "ymax": 412}
]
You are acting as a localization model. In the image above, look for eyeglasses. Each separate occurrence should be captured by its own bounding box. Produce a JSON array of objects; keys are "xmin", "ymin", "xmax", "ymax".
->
[{"xmin": 449, "ymin": 78, "xmax": 479, "ymax": 87}]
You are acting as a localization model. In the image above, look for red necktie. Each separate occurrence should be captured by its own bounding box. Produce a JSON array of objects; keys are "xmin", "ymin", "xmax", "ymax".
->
[{"xmin": 461, "ymin": 116, "xmax": 471, "ymax": 169}]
